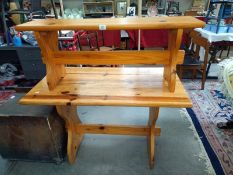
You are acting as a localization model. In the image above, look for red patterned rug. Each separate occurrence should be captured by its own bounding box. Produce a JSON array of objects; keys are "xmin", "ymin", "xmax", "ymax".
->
[
  {"xmin": 183, "ymin": 80, "xmax": 233, "ymax": 175},
  {"xmin": 0, "ymin": 91, "xmax": 15, "ymax": 105}
]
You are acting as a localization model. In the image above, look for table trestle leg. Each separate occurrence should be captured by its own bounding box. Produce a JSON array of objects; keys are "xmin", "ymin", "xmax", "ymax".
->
[
  {"xmin": 148, "ymin": 107, "xmax": 160, "ymax": 169},
  {"xmin": 34, "ymin": 31, "xmax": 66, "ymax": 90},
  {"xmin": 56, "ymin": 106, "xmax": 83, "ymax": 164},
  {"xmin": 57, "ymin": 105, "xmax": 161, "ymax": 167},
  {"xmin": 164, "ymin": 29, "xmax": 183, "ymax": 92}
]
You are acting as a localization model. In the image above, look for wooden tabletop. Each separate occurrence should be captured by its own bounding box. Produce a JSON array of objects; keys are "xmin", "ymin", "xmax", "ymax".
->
[
  {"xmin": 20, "ymin": 67, "xmax": 192, "ymax": 107},
  {"xmin": 15, "ymin": 16, "xmax": 205, "ymax": 31}
]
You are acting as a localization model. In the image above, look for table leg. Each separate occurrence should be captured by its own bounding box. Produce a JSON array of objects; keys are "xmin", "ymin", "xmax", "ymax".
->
[
  {"xmin": 148, "ymin": 107, "xmax": 159, "ymax": 169},
  {"xmin": 201, "ymin": 44, "xmax": 209, "ymax": 89},
  {"xmin": 206, "ymin": 44, "xmax": 224, "ymax": 77},
  {"xmin": 56, "ymin": 106, "xmax": 83, "ymax": 164},
  {"xmin": 166, "ymin": 29, "xmax": 183, "ymax": 92},
  {"xmin": 34, "ymin": 31, "xmax": 66, "ymax": 90}
]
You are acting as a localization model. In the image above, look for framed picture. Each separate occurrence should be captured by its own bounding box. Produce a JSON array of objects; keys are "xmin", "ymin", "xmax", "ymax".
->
[
  {"xmin": 127, "ymin": 7, "xmax": 136, "ymax": 16},
  {"xmin": 116, "ymin": 0, "xmax": 127, "ymax": 16}
]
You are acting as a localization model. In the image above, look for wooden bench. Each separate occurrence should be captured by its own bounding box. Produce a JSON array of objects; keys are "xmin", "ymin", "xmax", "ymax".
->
[{"xmin": 16, "ymin": 16, "xmax": 204, "ymax": 168}]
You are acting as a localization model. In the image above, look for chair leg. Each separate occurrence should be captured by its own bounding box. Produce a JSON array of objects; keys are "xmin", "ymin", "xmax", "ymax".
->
[
  {"xmin": 178, "ymin": 66, "xmax": 183, "ymax": 79},
  {"xmin": 192, "ymin": 69, "xmax": 197, "ymax": 80},
  {"xmin": 202, "ymin": 46, "xmax": 209, "ymax": 90},
  {"xmin": 227, "ymin": 46, "xmax": 230, "ymax": 57},
  {"xmin": 219, "ymin": 49, "xmax": 223, "ymax": 58}
]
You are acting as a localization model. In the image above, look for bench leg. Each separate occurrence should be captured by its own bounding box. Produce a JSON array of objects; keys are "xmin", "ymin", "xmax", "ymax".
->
[
  {"xmin": 56, "ymin": 106, "xmax": 83, "ymax": 164},
  {"xmin": 148, "ymin": 107, "xmax": 159, "ymax": 169}
]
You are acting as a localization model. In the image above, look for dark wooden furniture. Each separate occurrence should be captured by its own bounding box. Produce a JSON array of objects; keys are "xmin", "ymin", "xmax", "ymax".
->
[
  {"xmin": 184, "ymin": 29, "xmax": 233, "ymax": 89},
  {"xmin": 76, "ymin": 31, "xmax": 114, "ymax": 51},
  {"xmin": 0, "ymin": 46, "xmax": 46, "ymax": 80},
  {"xmin": 0, "ymin": 93, "xmax": 66, "ymax": 163},
  {"xmin": 177, "ymin": 30, "xmax": 209, "ymax": 89}
]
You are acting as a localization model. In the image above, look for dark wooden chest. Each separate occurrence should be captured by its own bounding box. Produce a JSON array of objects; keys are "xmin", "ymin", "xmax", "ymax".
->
[{"xmin": 0, "ymin": 93, "xmax": 67, "ymax": 163}]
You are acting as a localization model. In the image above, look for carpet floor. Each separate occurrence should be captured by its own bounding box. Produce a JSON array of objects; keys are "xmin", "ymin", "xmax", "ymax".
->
[
  {"xmin": 0, "ymin": 91, "xmax": 14, "ymax": 105},
  {"xmin": 0, "ymin": 103, "xmax": 214, "ymax": 175},
  {"xmin": 183, "ymin": 79, "xmax": 233, "ymax": 175}
]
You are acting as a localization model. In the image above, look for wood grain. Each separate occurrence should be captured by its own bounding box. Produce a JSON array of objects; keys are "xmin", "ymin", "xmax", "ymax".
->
[
  {"xmin": 76, "ymin": 124, "xmax": 161, "ymax": 136},
  {"xmin": 166, "ymin": 29, "xmax": 183, "ymax": 92},
  {"xmin": 56, "ymin": 105, "xmax": 83, "ymax": 164},
  {"xmin": 190, "ymin": 30, "xmax": 210, "ymax": 89},
  {"xmin": 19, "ymin": 67, "xmax": 192, "ymax": 107},
  {"xmin": 15, "ymin": 17, "xmax": 204, "ymax": 91},
  {"xmin": 50, "ymin": 50, "xmax": 185, "ymax": 65},
  {"xmin": 148, "ymin": 107, "xmax": 159, "ymax": 169},
  {"xmin": 35, "ymin": 32, "xmax": 65, "ymax": 90},
  {"xmin": 16, "ymin": 17, "xmax": 199, "ymax": 168},
  {"xmin": 34, "ymin": 32, "xmax": 49, "ymax": 63},
  {"xmin": 16, "ymin": 16, "xmax": 205, "ymax": 31}
]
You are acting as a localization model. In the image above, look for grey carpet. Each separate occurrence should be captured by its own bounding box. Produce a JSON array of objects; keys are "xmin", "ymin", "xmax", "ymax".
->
[{"xmin": 0, "ymin": 107, "xmax": 213, "ymax": 175}]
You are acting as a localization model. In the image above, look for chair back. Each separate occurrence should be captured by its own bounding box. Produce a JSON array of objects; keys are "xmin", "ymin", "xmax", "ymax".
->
[{"xmin": 76, "ymin": 31, "xmax": 100, "ymax": 51}]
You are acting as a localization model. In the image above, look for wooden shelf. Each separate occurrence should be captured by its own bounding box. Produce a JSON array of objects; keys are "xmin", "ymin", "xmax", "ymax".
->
[
  {"xmin": 85, "ymin": 12, "xmax": 113, "ymax": 15},
  {"xmin": 83, "ymin": 1, "xmax": 114, "ymax": 5},
  {"xmin": 83, "ymin": 1, "xmax": 114, "ymax": 17}
]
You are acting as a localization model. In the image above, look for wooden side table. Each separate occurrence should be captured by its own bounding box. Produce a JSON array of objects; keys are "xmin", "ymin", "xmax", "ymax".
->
[
  {"xmin": 188, "ymin": 29, "xmax": 233, "ymax": 89},
  {"xmin": 178, "ymin": 30, "xmax": 210, "ymax": 90},
  {"xmin": 16, "ymin": 17, "xmax": 204, "ymax": 168}
]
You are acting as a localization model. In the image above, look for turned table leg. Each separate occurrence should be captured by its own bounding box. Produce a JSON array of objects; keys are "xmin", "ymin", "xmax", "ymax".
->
[
  {"xmin": 148, "ymin": 107, "xmax": 159, "ymax": 169},
  {"xmin": 56, "ymin": 106, "xmax": 83, "ymax": 164}
]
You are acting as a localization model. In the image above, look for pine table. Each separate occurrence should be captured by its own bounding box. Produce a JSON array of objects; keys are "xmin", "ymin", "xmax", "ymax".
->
[{"xmin": 16, "ymin": 16, "xmax": 204, "ymax": 168}]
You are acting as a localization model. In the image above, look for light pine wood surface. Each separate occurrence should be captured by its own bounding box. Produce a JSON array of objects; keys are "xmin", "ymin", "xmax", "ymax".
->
[
  {"xmin": 15, "ymin": 17, "xmax": 200, "ymax": 168},
  {"xmin": 16, "ymin": 17, "xmax": 204, "ymax": 92},
  {"xmin": 15, "ymin": 16, "xmax": 205, "ymax": 31},
  {"xmin": 56, "ymin": 106, "xmax": 83, "ymax": 164},
  {"xmin": 148, "ymin": 107, "xmax": 160, "ymax": 168},
  {"xmin": 51, "ymin": 50, "xmax": 185, "ymax": 65},
  {"xmin": 20, "ymin": 67, "xmax": 192, "ymax": 107}
]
